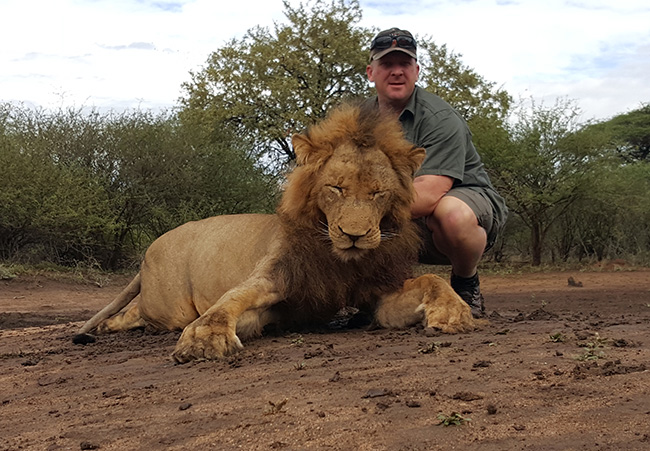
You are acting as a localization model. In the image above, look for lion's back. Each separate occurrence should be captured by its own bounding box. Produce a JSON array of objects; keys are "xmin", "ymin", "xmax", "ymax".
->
[{"xmin": 139, "ymin": 214, "xmax": 282, "ymax": 317}]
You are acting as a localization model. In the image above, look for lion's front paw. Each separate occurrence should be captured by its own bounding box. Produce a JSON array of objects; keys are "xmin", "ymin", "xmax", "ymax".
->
[
  {"xmin": 424, "ymin": 296, "xmax": 477, "ymax": 334},
  {"xmin": 172, "ymin": 320, "xmax": 243, "ymax": 363},
  {"xmin": 414, "ymin": 274, "xmax": 480, "ymax": 334}
]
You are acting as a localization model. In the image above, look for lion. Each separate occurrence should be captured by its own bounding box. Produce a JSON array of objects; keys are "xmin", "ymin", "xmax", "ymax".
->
[{"xmin": 75, "ymin": 103, "xmax": 477, "ymax": 362}]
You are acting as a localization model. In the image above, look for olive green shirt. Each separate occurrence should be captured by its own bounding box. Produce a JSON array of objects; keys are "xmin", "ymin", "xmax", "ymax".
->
[
  {"xmin": 400, "ymin": 86, "xmax": 491, "ymax": 187},
  {"xmin": 367, "ymin": 86, "xmax": 507, "ymax": 226}
]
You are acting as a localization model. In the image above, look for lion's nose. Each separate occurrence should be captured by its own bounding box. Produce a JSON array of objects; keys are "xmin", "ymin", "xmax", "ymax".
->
[{"xmin": 338, "ymin": 226, "xmax": 369, "ymax": 242}]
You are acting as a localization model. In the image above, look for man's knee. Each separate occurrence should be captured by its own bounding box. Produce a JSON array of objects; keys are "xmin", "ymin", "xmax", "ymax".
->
[{"xmin": 426, "ymin": 196, "xmax": 478, "ymax": 234}]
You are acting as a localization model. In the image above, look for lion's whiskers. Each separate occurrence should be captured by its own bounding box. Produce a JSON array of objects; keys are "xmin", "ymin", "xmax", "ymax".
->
[
  {"xmin": 380, "ymin": 230, "xmax": 398, "ymax": 241},
  {"xmin": 318, "ymin": 221, "xmax": 332, "ymax": 242}
]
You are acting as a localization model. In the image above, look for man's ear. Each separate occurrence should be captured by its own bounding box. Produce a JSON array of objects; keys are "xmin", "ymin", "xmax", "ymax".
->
[{"xmin": 366, "ymin": 64, "xmax": 375, "ymax": 82}]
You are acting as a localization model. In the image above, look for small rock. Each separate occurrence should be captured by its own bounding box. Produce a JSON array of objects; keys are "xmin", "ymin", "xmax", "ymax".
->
[
  {"xmin": 179, "ymin": 402, "xmax": 192, "ymax": 411},
  {"xmin": 329, "ymin": 371, "xmax": 341, "ymax": 382},
  {"xmin": 21, "ymin": 359, "xmax": 40, "ymax": 367},
  {"xmin": 472, "ymin": 360, "xmax": 492, "ymax": 368},
  {"xmin": 264, "ymin": 398, "xmax": 288, "ymax": 415},
  {"xmin": 567, "ymin": 276, "xmax": 583, "ymax": 287},
  {"xmin": 102, "ymin": 389, "xmax": 122, "ymax": 398},
  {"xmin": 423, "ymin": 328, "xmax": 441, "ymax": 337},
  {"xmin": 362, "ymin": 388, "xmax": 392, "ymax": 399},
  {"xmin": 38, "ymin": 375, "xmax": 67, "ymax": 387},
  {"xmin": 613, "ymin": 338, "xmax": 632, "ymax": 348},
  {"xmin": 375, "ymin": 402, "xmax": 390, "ymax": 411},
  {"xmin": 303, "ymin": 349, "xmax": 323, "ymax": 359},
  {"xmin": 72, "ymin": 334, "xmax": 96, "ymax": 345},
  {"xmin": 452, "ymin": 392, "xmax": 483, "ymax": 401}
]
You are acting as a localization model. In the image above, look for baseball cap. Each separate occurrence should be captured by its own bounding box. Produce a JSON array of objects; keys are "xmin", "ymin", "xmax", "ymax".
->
[{"xmin": 369, "ymin": 28, "xmax": 417, "ymax": 62}]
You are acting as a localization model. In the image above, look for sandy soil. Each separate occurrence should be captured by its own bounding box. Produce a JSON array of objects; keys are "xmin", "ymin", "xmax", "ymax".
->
[{"xmin": 1, "ymin": 269, "xmax": 649, "ymax": 450}]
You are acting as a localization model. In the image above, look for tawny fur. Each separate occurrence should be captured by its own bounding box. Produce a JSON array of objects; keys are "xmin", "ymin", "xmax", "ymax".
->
[{"xmin": 75, "ymin": 103, "xmax": 479, "ymax": 362}]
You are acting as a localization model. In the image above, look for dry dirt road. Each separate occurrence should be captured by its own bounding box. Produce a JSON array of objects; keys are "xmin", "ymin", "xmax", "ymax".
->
[{"xmin": 1, "ymin": 269, "xmax": 649, "ymax": 450}]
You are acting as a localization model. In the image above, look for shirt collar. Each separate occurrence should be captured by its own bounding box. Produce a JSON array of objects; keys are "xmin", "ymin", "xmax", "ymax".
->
[{"xmin": 399, "ymin": 85, "xmax": 419, "ymax": 120}]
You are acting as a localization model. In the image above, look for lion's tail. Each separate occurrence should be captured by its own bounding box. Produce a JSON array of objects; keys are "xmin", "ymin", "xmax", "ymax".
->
[{"xmin": 76, "ymin": 272, "xmax": 142, "ymax": 335}]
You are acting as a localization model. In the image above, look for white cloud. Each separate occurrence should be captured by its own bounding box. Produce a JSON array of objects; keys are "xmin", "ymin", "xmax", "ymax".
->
[
  {"xmin": 359, "ymin": 0, "xmax": 650, "ymax": 119},
  {"xmin": 0, "ymin": 0, "xmax": 292, "ymax": 110},
  {"xmin": 1, "ymin": 0, "xmax": 648, "ymax": 119}
]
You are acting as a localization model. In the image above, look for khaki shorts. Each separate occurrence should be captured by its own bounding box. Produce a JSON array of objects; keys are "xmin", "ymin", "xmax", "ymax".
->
[{"xmin": 416, "ymin": 186, "xmax": 507, "ymax": 265}]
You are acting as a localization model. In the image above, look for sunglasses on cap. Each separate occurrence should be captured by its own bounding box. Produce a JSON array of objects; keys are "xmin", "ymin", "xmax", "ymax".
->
[{"xmin": 370, "ymin": 34, "xmax": 417, "ymax": 51}]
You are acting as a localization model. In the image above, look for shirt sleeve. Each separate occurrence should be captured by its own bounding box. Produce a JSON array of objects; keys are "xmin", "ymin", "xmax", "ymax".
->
[{"xmin": 413, "ymin": 110, "xmax": 468, "ymax": 183}]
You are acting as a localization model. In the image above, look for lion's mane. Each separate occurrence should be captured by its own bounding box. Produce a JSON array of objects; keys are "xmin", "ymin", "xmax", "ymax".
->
[{"xmin": 270, "ymin": 103, "xmax": 423, "ymax": 324}]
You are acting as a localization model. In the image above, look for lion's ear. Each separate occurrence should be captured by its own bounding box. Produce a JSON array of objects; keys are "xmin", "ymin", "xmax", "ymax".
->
[
  {"xmin": 292, "ymin": 133, "xmax": 332, "ymax": 166},
  {"xmin": 407, "ymin": 147, "xmax": 426, "ymax": 176},
  {"xmin": 291, "ymin": 133, "xmax": 313, "ymax": 166}
]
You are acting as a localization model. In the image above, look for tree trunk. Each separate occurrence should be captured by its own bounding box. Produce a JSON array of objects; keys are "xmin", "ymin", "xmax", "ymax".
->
[{"xmin": 531, "ymin": 222, "xmax": 542, "ymax": 266}]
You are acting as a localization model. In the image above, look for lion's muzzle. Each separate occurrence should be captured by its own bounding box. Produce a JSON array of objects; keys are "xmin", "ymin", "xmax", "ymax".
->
[{"xmin": 327, "ymin": 205, "xmax": 383, "ymax": 260}]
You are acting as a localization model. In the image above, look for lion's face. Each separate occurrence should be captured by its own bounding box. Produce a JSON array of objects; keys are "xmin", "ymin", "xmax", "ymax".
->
[
  {"xmin": 280, "ymin": 103, "xmax": 425, "ymax": 262},
  {"xmin": 315, "ymin": 142, "xmax": 400, "ymax": 261}
]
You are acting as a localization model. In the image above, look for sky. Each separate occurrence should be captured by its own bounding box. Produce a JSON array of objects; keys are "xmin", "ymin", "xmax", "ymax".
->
[{"xmin": 1, "ymin": 0, "xmax": 649, "ymax": 122}]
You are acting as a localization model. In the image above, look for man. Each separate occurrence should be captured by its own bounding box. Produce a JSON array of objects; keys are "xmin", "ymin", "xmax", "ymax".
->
[{"xmin": 365, "ymin": 28, "xmax": 508, "ymax": 318}]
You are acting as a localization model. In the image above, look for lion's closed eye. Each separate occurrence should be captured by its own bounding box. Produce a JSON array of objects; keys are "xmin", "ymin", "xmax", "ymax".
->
[{"xmin": 328, "ymin": 185, "xmax": 344, "ymax": 195}]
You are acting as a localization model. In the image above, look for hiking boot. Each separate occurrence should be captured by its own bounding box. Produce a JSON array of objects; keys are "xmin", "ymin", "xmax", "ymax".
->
[{"xmin": 450, "ymin": 272, "xmax": 485, "ymax": 318}]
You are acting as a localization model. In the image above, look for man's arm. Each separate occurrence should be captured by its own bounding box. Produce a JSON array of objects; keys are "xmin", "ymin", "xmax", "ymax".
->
[{"xmin": 411, "ymin": 174, "xmax": 454, "ymax": 219}]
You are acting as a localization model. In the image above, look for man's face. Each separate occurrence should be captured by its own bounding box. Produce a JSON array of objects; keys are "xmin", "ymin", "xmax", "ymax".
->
[{"xmin": 366, "ymin": 52, "xmax": 420, "ymax": 108}]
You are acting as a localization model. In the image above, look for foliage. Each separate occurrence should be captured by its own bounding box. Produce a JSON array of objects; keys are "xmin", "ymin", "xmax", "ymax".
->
[
  {"xmin": 179, "ymin": 0, "xmax": 372, "ymax": 164},
  {"xmin": 572, "ymin": 162, "xmax": 650, "ymax": 261},
  {"xmin": 487, "ymin": 98, "xmax": 612, "ymax": 265},
  {"xmin": 0, "ymin": 106, "xmax": 114, "ymax": 264},
  {"xmin": 179, "ymin": 0, "xmax": 514, "ymax": 167},
  {"xmin": 437, "ymin": 412, "xmax": 471, "ymax": 426},
  {"xmin": 417, "ymin": 40, "xmax": 511, "ymax": 123},
  {"xmin": 542, "ymin": 109, "xmax": 650, "ymax": 263},
  {"xmin": 588, "ymin": 103, "xmax": 650, "ymax": 162},
  {"xmin": 575, "ymin": 334, "xmax": 608, "ymax": 361},
  {"xmin": 0, "ymin": 103, "xmax": 277, "ymax": 269},
  {"xmin": 2, "ymin": 0, "xmax": 648, "ymax": 268}
]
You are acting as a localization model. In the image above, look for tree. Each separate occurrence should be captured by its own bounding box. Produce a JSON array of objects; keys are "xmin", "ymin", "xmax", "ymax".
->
[
  {"xmin": 488, "ymin": 98, "xmax": 610, "ymax": 265},
  {"xmin": 75, "ymin": 109, "xmax": 277, "ymax": 268},
  {"xmin": 545, "ymin": 106, "xmax": 650, "ymax": 263},
  {"xmin": 588, "ymin": 103, "xmax": 650, "ymax": 162},
  {"xmin": 417, "ymin": 40, "xmax": 511, "ymax": 123},
  {"xmin": 0, "ymin": 105, "xmax": 113, "ymax": 263},
  {"xmin": 179, "ymin": 0, "xmax": 372, "ymax": 164},
  {"xmin": 0, "ymin": 103, "xmax": 278, "ymax": 269}
]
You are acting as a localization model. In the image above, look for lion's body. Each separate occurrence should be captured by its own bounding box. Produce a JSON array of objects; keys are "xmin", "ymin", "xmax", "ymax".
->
[
  {"xmin": 77, "ymin": 103, "xmax": 478, "ymax": 361},
  {"xmin": 137, "ymin": 214, "xmax": 280, "ymax": 330}
]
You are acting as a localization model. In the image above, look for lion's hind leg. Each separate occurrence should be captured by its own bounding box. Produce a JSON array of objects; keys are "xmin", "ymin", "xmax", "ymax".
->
[
  {"xmin": 373, "ymin": 285, "xmax": 426, "ymax": 329},
  {"xmin": 95, "ymin": 301, "xmax": 147, "ymax": 334},
  {"xmin": 375, "ymin": 274, "xmax": 482, "ymax": 333}
]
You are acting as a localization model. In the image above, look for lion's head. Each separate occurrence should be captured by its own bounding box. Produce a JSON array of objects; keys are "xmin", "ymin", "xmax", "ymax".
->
[{"xmin": 279, "ymin": 103, "xmax": 425, "ymax": 262}]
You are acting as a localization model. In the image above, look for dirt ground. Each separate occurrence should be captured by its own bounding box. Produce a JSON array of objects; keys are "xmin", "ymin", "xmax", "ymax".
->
[{"xmin": 1, "ymin": 268, "xmax": 649, "ymax": 451}]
